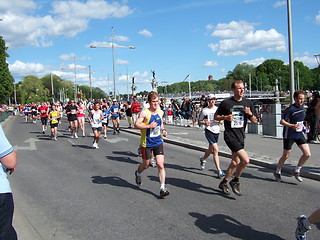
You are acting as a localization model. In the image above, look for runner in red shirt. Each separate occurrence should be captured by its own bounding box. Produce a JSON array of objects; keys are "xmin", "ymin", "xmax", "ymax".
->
[{"xmin": 38, "ymin": 102, "xmax": 49, "ymax": 134}]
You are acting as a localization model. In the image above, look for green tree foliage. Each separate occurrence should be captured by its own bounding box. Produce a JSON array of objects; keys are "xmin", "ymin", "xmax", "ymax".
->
[
  {"xmin": 20, "ymin": 75, "xmax": 50, "ymax": 103},
  {"xmin": 0, "ymin": 36, "xmax": 14, "ymax": 103}
]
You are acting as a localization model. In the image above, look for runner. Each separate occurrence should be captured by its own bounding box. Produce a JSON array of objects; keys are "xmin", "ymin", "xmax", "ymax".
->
[
  {"xmin": 38, "ymin": 102, "xmax": 49, "ymax": 134},
  {"xmin": 102, "ymin": 105, "xmax": 110, "ymax": 139},
  {"xmin": 48, "ymin": 104, "xmax": 60, "ymax": 140},
  {"xmin": 65, "ymin": 100, "xmax": 79, "ymax": 138},
  {"xmin": 273, "ymin": 90, "xmax": 311, "ymax": 182},
  {"xmin": 131, "ymin": 96, "xmax": 141, "ymax": 125},
  {"xmin": 134, "ymin": 91, "xmax": 169, "ymax": 197},
  {"xmin": 30, "ymin": 104, "xmax": 38, "ymax": 123},
  {"xmin": 110, "ymin": 99, "xmax": 121, "ymax": 135},
  {"xmin": 198, "ymin": 94, "xmax": 225, "ymax": 178},
  {"xmin": 77, "ymin": 101, "xmax": 86, "ymax": 137},
  {"xmin": 88, "ymin": 102, "xmax": 103, "ymax": 149},
  {"xmin": 295, "ymin": 209, "xmax": 320, "ymax": 240},
  {"xmin": 23, "ymin": 105, "xmax": 30, "ymax": 123},
  {"xmin": 214, "ymin": 80, "xmax": 257, "ymax": 196}
]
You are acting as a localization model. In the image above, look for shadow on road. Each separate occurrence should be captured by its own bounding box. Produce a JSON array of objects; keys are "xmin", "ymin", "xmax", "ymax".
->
[
  {"xmin": 112, "ymin": 151, "xmax": 139, "ymax": 157},
  {"xmin": 91, "ymin": 176, "xmax": 159, "ymax": 199},
  {"xmin": 148, "ymin": 176, "xmax": 236, "ymax": 200},
  {"xmin": 189, "ymin": 212, "xmax": 286, "ymax": 240},
  {"xmin": 105, "ymin": 155, "xmax": 140, "ymax": 164}
]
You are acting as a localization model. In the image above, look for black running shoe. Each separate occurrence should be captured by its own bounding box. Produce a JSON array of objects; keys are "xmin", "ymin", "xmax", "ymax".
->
[
  {"xmin": 160, "ymin": 188, "xmax": 169, "ymax": 197},
  {"xmin": 135, "ymin": 171, "xmax": 141, "ymax": 186},
  {"xmin": 229, "ymin": 180, "xmax": 241, "ymax": 196},
  {"xmin": 116, "ymin": 128, "xmax": 120, "ymax": 133},
  {"xmin": 218, "ymin": 182, "xmax": 230, "ymax": 195}
]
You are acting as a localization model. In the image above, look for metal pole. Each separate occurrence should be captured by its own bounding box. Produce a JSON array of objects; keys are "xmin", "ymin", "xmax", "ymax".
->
[
  {"xmin": 112, "ymin": 27, "xmax": 116, "ymax": 99},
  {"xmin": 188, "ymin": 75, "xmax": 191, "ymax": 99},
  {"xmin": 287, "ymin": 0, "xmax": 295, "ymax": 104},
  {"xmin": 88, "ymin": 65, "xmax": 92, "ymax": 100},
  {"xmin": 126, "ymin": 64, "xmax": 129, "ymax": 101},
  {"xmin": 51, "ymin": 73, "xmax": 54, "ymax": 102},
  {"xmin": 74, "ymin": 56, "xmax": 77, "ymax": 101},
  {"xmin": 14, "ymin": 83, "xmax": 17, "ymax": 104},
  {"xmin": 249, "ymin": 73, "xmax": 252, "ymax": 97}
]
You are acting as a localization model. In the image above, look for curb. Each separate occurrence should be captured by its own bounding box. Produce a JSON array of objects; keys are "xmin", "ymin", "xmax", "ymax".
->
[{"xmin": 121, "ymin": 128, "xmax": 320, "ymax": 182}]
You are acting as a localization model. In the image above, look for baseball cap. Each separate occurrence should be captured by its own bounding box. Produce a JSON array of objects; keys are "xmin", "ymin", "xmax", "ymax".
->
[
  {"xmin": 113, "ymin": 99, "xmax": 117, "ymax": 102},
  {"xmin": 207, "ymin": 94, "xmax": 216, "ymax": 100}
]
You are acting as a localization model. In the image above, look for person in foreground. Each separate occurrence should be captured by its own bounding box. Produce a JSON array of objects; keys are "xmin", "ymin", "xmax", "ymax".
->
[
  {"xmin": 295, "ymin": 209, "xmax": 320, "ymax": 240},
  {"xmin": 214, "ymin": 80, "xmax": 257, "ymax": 196},
  {"xmin": 273, "ymin": 90, "xmax": 311, "ymax": 183},
  {"xmin": 134, "ymin": 91, "xmax": 169, "ymax": 197},
  {"xmin": 0, "ymin": 125, "xmax": 18, "ymax": 240}
]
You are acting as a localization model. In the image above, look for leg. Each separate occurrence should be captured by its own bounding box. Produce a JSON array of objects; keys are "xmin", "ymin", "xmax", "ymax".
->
[
  {"xmin": 297, "ymin": 143, "xmax": 311, "ymax": 167},
  {"xmin": 233, "ymin": 149, "xmax": 250, "ymax": 179},
  {"xmin": 224, "ymin": 153, "xmax": 241, "ymax": 181},
  {"xmin": 210, "ymin": 143, "xmax": 221, "ymax": 171},
  {"xmin": 0, "ymin": 193, "xmax": 17, "ymax": 240},
  {"xmin": 276, "ymin": 149, "xmax": 291, "ymax": 169}
]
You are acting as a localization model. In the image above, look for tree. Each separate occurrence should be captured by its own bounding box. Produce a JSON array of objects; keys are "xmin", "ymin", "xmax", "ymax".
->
[
  {"xmin": 20, "ymin": 75, "xmax": 49, "ymax": 103},
  {"xmin": 0, "ymin": 36, "xmax": 14, "ymax": 104}
]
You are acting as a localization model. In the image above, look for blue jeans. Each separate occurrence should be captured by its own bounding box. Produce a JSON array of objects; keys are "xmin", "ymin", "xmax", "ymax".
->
[{"xmin": 0, "ymin": 193, "xmax": 17, "ymax": 240}]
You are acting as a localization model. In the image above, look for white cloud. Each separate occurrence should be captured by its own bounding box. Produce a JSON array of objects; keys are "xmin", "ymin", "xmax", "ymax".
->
[
  {"xmin": 208, "ymin": 21, "xmax": 286, "ymax": 56},
  {"xmin": 241, "ymin": 57, "xmax": 266, "ymax": 66},
  {"xmin": 9, "ymin": 60, "xmax": 50, "ymax": 78},
  {"xmin": 138, "ymin": 29, "xmax": 153, "ymax": 38},
  {"xmin": 116, "ymin": 59, "xmax": 129, "ymax": 65},
  {"xmin": 60, "ymin": 53, "xmax": 76, "ymax": 61},
  {"xmin": 113, "ymin": 35, "xmax": 129, "ymax": 42},
  {"xmin": 0, "ymin": 0, "xmax": 134, "ymax": 49},
  {"xmin": 273, "ymin": 1, "xmax": 286, "ymax": 8},
  {"xmin": 316, "ymin": 11, "xmax": 320, "ymax": 24},
  {"xmin": 204, "ymin": 61, "xmax": 218, "ymax": 67},
  {"xmin": 294, "ymin": 56, "xmax": 318, "ymax": 69}
]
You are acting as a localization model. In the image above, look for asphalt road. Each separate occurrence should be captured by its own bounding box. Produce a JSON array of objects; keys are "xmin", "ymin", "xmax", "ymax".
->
[{"xmin": 4, "ymin": 116, "xmax": 320, "ymax": 240}]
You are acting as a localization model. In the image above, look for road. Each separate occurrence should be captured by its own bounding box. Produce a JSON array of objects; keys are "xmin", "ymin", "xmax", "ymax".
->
[{"xmin": 3, "ymin": 116, "xmax": 320, "ymax": 240}]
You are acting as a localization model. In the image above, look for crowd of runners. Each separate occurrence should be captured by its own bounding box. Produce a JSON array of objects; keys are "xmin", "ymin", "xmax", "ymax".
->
[{"xmin": 3, "ymin": 79, "xmax": 320, "ymax": 239}]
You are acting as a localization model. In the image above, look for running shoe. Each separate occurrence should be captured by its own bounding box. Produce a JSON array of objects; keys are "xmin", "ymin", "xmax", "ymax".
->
[
  {"xmin": 113, "ymin": 131, "xmax": 116, "ymax": 135},
  {"xmin": 71, "ymin": 134, "xmax": 74, "ymax": 139},
  {"xmin": 199, "ymin": 156, "xmax": 206, "ymax": 170},
  {"xmin": 295, "ymin": 215, "xmax": 310, "ymax": 240},
  {"xmin": 93, "ymin": 142, "xmax": 97, "ymax": 148},
  {"xmin": 42, "ymin": 130, "xmax": 45, "ymax": 134},
  {"xmin": 95, "ymin": 144, "xmax": 99, "ymax": 149},
  {"xmin": 104, "ymin": 135, "xmax": 107, "ymax": 139},
  {"xmin": 229, "ymin": 180, "xmax": 241, "ymax": 196},
  {"xmin": 74, "ymin": 133, "xmax": 78, "ymax": 139},
  {"xmin": 150, "ymin": 158, "xmax": 157, "ymax": 168},
  {"xmin": 82, "ymin": 133, "xmax": 85, "ymax": 137},
  {"xmin": 218, "ymin": 181, "xmax": 230, "ymax": 195},
  {"xmin": 160, "ymin": 188, "xmax": 170, "ymax": 197},
  {"xmin": 135, "ymin": 171, "xmax": 141, "ymax": 186},
  {"xmin": 218, "ymin": 170, "xmax": 226, "ymax": 178},
  {"xmin": 54, "ymin": 137, "xmax": 57, "ymax": 141},
  {"xmin": 116, "ymin": 128, "xmax": 120, "ymax": 133},
  {"xmin": 273, "ymin": 172, "xmax": 282, "ymax": 182},
  {"xmin": 292, "ymin": 170, "xmax": 303, "ymax": 182}
]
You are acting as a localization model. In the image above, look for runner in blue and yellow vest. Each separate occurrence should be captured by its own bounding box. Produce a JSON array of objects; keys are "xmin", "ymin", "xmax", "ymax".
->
[{"xmin": 134, "ymin": 92, "xmax": 169, "ymax": 197}]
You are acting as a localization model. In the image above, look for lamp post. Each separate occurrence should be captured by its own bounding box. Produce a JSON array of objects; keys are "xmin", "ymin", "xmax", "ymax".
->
[
  {"xmin": 90, "ymin": 28, "xmax": 135, "ymax": 99},
  {"xmin": 287, "ymin": 0, "xmax": 295, "ymax": 104}
]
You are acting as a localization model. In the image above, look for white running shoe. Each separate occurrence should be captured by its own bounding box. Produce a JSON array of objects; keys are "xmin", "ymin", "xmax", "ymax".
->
[{"xmin": 74, "ymin": 133, "xmax": 78, "ymax": 139}]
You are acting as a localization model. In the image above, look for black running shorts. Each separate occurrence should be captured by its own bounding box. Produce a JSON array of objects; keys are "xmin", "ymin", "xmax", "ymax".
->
[{"xmin": 141, "ymin": 144, "xmax": 164, "ymax": 160}]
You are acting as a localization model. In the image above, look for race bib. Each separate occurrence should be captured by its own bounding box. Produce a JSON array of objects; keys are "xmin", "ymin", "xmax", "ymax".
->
[
  {"xmin": 296, "ymin": 121, "xmax": 304, "ymax": 132},
  {"xmin": 150, "ymin": 126, "xmax": 161, "ymax": 138},
  {"xmin": 71, "ymin": 109, "xmax": 76, "ymax": 114},
  {"xmin": 231, "ymin": 106, "xmax": 244, "ymax": 128}
]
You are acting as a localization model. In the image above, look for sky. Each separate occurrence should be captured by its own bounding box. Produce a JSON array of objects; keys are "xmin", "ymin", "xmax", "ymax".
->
[{"xmin": 1, "ymin": 0, "xmax": 319, "ymax": 95}]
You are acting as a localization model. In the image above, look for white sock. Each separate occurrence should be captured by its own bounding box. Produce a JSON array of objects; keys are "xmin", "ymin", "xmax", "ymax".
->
[
  {"xmin": 295, "ymin": 166, "xmax": 302, "ymax": 172},
  {"xmin": 276, "ymin": 168, "xmax": 281, "ymax": 174},
  {"xmin": 136, "ymin": 172, "xmax": 142, "ymax": 177},
  {"xmin": 160, "ymin": 184, "xmax": 165, "ymax": 190}
]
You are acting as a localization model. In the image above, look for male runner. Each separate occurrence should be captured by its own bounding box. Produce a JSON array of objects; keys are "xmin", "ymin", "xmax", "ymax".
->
[
  {"xmin": 134, "ymin": 91, "xmax": 169, "ymax": 197},
  {"xmin": 110, "ymin": 99, "xmax": 121, "ymax": 135},
  {"xmin": 273, "ymin": 90, "xmax": 311, "ymax": 182},
  {"xmin": 65, "ymin": 100, "xmax": 78, "ymax": 138},
  {"xmin": 102, "ymin": 105, "xmax": 110, "ymax": 139},
  {"xmin": 88, "ymin": 102, "xmax": 103, "ymax": 149},
  {"xmin": 30, "ymin": 104, "xmax": 38, "ymax": 123},
  {"xmin": 23, "ymin": 105, "xmax": 30, "ymax": 123},
  {"xmin": 38, "ymin": 102, "xmax": 49, "ymax": 134},
  {"xmin": 198, "ymin": 94, "xmax": 225, "ymax": 178},
  {"xmin": 214, "ymin": 80, "xmax": 257, "ymax": 196}
]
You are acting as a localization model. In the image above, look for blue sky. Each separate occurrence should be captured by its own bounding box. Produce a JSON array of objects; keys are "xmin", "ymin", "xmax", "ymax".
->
[{"xmin": 1, "ymin": 0, "xmax": 319, "ymax": 95}]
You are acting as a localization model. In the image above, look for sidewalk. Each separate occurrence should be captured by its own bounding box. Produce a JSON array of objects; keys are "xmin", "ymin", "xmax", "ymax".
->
[{"xmin": 120, "ymin": 119, "xmax": 320, "ymax": 181}]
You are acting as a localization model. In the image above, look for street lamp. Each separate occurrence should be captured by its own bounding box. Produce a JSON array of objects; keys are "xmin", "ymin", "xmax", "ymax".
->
[{"xmin": 90, "ymin": 28, "xmax": 135, "ymax": 99}]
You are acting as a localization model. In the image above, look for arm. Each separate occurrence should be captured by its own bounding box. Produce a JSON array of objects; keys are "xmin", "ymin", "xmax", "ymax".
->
[
  {"xmin": 1, "ymin": 151, "xmax": 17, "ymax": 174},
  {"xmin": 280, "ymin": 118, "xmax": 299, "ymax": 130},
  {"xmin": 244, "ymin": 107, "xmax": 257, "ymax": 123},
  {"xmin": 87, "ymin": 111, "xmax": 92, "ymax": 123},
  {"xmin": 134, "ymin": 110, "xmax": 157, "ymax": 130},
  {"xmin": 160, "ymin": 111, "xmax": 168, "ymax": 137}
]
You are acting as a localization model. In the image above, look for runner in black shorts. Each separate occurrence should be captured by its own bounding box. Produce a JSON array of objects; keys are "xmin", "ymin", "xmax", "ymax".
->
[
  {"xmin": 273, "ymin": 90, "xmax": 311, "ymax": 183},
  {"xmin": 65, "ymin": 100, "xmax": 79, "ymax": 139},
  {"xmin": 214, "ymin": 80, "xmax": 257, "ymax": 196}
]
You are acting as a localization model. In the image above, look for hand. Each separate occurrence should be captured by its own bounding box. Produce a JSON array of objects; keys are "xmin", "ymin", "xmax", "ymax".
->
[
  {"xmin": 205, "ymin": 121, "xmax": 211, "ymax": 126},
  {"xmin": 6, "ymin": 168, "xmax": 15, "ymax": 175},
  {"xmin": 149, "ymin": 121, "xmax": 158, "ymax": 128},
  {"xmin": 225, "ymin": 115, "xmax": 234, "ymax": 121},
  {"xmin": 245, "ymin": 107, "xmax": 252, "ymax": 116}
]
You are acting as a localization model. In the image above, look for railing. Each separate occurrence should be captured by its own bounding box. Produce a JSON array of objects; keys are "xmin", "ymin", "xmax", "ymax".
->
[{"xmin": 0, "ymin": 111, "xmax": 11, "ymax": 122}]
